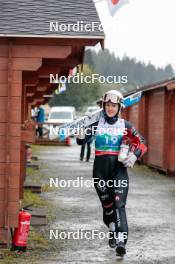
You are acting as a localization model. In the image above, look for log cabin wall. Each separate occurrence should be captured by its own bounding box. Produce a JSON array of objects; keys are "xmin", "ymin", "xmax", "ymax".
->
[
  {"xmin": 124, "ymin": 80, "xmax": 175, "ymax": 175},
  {"xmin": 0, "ymin": 0, "xmax": 105, "ymax": 246},
  {"xmin": 167, "ymin": 90, "xmax": 175, "ymax": 173},
  {"xmin": 0, "ymin": 41, "xmax": 21, "ymax": 243},
  {"xmin": 0, "ymin": 39, "xmax": 104, "ymax": 245},
  {"xmin": 127, "ymin": 103, "xmax": 139, "ymax": 129},
  {"xmin": 146, "ymin": 89, "xmax": 165, "ymax": 169}
]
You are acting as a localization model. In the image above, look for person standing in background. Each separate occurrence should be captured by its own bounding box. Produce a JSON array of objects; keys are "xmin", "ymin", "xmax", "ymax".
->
[
  {"xmin": 80, "ymin": 137, "xmax": 93, "ymax": 162},
  {"xmin": 36, "ymin": 105, "xmax": 45, "ymax": 137}
]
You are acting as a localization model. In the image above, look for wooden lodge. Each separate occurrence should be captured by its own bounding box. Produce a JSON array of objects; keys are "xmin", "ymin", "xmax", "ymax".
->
[
  {"xmin": 124, "ymin": 78, "xmax": 175, "ymax": 176},
  {"xmin": 0, "ymin": 0, "xmax": 105, "ymax": 245}
]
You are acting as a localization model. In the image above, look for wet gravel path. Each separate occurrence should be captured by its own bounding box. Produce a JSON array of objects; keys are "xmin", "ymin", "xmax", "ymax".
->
[{"xmin": 34, "ymin": 142, "xmax": 175, "ymax": 264}]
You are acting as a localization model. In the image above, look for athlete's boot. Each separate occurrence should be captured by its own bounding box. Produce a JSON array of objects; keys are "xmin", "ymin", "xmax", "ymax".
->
[
  {"xmin": 116, "ymin": 241, "xmax": 126, "ymax": 256},
  {"xmin": 108, "ymin": 231, "xmax": 116, "ymax": 248}
]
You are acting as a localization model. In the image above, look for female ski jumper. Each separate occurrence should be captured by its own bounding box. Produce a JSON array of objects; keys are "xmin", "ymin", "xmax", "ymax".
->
[{"xmin": 77, "ymin": 90, "xmax": 147, "ymax": 256}]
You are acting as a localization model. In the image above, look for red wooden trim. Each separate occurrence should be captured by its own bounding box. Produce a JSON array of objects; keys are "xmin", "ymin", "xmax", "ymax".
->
[
  {"xmin": 13, "ymin": 58, "xmax": 42, "ymax": 71},
  {"xmin": 4, "ymin": 41, "xmax": 13, "ymax": 233},
  {"xmin": 0, "ymin": 45, "xmax": 8, "ymax": 56},
  {"xmin": 13, "ymin": 45, "xmax": 72, "ymax": 59},
  {"xmin": 19, "ymin": 142, "xmax": 26, "ymax": 200},
  {"xmin": 163, "ymin": 90, "xmax": 172, "ymax": 171},
  {"xmin": 143, "ymin": 95, "xmax": 149, "ymax": 164},
  {"xmin": 163, "ymin": 89, "xmax": 168, "ymax": 171},
  {"xmin": 9, "ymin": 37, "xmax": 101, "ymax": 47}
]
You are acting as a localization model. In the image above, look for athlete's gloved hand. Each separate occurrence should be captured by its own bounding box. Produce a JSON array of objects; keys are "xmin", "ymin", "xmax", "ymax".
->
[
  {"xmin": 123, "ymin": 152, "xmax": 137, "ymax": 168},
  {"xmin": 76, "ymin": 127, "xmax": 86, "ymax": 140}
]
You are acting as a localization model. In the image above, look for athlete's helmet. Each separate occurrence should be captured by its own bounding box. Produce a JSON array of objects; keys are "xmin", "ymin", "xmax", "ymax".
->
[
  {"xmin": 102, "ymin": 90, "xmax": 124, "ymax": 112},
  {"xmin": 102, "ymin": 90, "xmax": 124, "ymax": 116}
]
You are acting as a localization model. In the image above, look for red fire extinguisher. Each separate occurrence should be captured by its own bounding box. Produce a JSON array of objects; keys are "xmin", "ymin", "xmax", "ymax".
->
[{"xmin": 12, "ymin": 210, "xmax": 31, "ymax": 252}]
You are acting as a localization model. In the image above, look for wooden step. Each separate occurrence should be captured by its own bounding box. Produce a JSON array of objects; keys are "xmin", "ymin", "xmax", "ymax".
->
[
  {"xmin": 29, "ymin": 208, "xmax": 48, "ymax": 226},
  {"xmin": 24, "ymin": 183, "xmax": 42, "ymax": 193},
  {"xmin": 26, "ymin": 163, "xmax": 39, "ymax": 170}
]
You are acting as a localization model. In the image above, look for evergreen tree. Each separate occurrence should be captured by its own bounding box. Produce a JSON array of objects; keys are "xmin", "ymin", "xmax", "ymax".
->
[
  {"xmin": 84, "ymin": 49, "xmax": 174, "ymax": 89},
  {"xmin": 49, "ymin": 65, "xmax": 102, "ymax": 110}
]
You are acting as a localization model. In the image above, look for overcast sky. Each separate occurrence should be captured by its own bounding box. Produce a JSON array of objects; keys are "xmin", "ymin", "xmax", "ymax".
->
[{"xmin": 95, "ymin": 0, "xmax": 175, "ymax": 69}]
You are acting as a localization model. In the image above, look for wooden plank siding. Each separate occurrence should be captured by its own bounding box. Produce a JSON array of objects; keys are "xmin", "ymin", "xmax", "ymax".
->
[
  {"xmin": 0, "ymin": 0, "xmax": 105, "ymax": 245},
  {"xmin": 0, "ymin": 44, "xmax": 20, "ymax": 243},
  {"xmin": 125, "ymin": 82, "xmax": 175, "ymax": 175},
  {"xmin": 128, "ymin": 103, "xmax": 139, "ymax": 129},
  {"xmin": 146, "ymin": 90, "xmax": 165, "ymax": 168},
  {"xmin": 0, "ymin": 34, "xmax": 102, "ymax": 245},
  {"xmin": 168, "ymin": 91, "xmax": 175, "ymax": 172}
]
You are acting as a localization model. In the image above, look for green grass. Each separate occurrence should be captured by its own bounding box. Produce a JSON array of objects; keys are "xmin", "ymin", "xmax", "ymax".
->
[
  {"xmin": 28, "ymin": 226, "xmax": 49, "ymax": 250},
  {"xmin": 0, "ymin": 145, "xmax": 58, "ymax": 263},
  {"xmin": 42, "ymin": 184, "xmax": 57, "ymax": 192},
  {"xmin": 0, "ymin": 227, "xmax": 49, "ymax": 264},
  {"xmin": 26, "ymin": 167, "xmax": 35, "ymax": 176},
  {"xmin": 22, "ymin": 190, "xmax": 48, "ymax": 209}
]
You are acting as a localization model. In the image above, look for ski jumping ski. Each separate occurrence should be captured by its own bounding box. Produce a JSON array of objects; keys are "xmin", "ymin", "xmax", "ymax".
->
[{"xmin": 49, "ymin": 91, "xmax": 142, "ymax": 140}]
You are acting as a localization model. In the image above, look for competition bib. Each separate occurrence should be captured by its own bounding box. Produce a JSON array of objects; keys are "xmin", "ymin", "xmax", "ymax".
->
[{"xmin": 95, "ymin": 116, "xmax": 125, "ymax": 156}]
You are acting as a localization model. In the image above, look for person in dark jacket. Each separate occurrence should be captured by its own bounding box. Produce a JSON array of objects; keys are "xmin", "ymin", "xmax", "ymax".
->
[
  {"xmin": 77, "ymin": 90, "xmax": 147, "ymax": 256},
  {"xmin": 80, "ymin": 137, "xmax": 93, "ymax": 162},
  {"xmin": 36, "ymin": 106, "xmax": 45, "ymax": 137}
]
